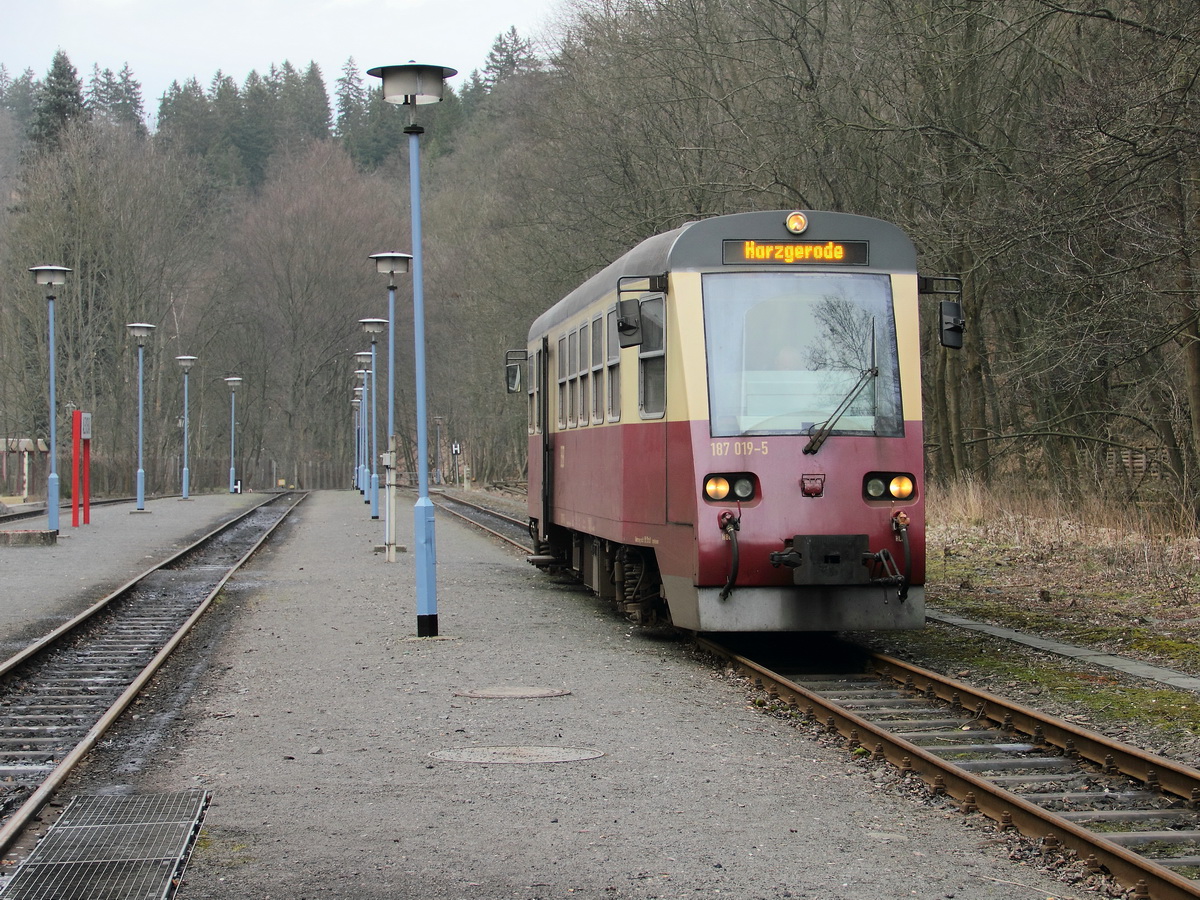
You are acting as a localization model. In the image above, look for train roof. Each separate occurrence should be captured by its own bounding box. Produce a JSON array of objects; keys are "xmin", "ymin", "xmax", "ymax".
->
[{"xmin": 528, "ymin": 209, "xmax": 916, "ymax": 341}]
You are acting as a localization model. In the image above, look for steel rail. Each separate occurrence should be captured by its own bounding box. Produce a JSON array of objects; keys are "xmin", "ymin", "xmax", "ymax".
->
[
  {"xmin": 0, "ymin": 492, "xmax": 307, "ymax": 857},
  {"xmin": 0, "ymin": 492, "xmax": 283, "ymax": 680},
  {"xmin": 698, "ymin": 636, "xmax": 1200, "ymax": 900},
  {"xmin": 431, "ymin": 493, "xmax": 531, "ymax": 551}
]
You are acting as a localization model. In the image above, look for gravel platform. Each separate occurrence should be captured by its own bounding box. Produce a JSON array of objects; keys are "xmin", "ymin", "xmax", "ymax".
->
[{"xmin": 46, "ymin": 490, "xmax": 1084, "ymax": 900}]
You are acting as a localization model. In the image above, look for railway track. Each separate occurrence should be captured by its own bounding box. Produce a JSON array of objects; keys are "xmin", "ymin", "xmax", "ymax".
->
[
  {"xmin": 432, "ymin": 491, "xmax": 532, "ymax": 550},
  {"xmin": 440, "ymin": 492, "xmax": 1200, "ymax": 899},
  {"xmin": 0, "ymin": 491, "xmax": 305, "ymax": 857},
  {"xmin": 702, "ymin": 637, "xmax": 1200, "ymax": 900}
]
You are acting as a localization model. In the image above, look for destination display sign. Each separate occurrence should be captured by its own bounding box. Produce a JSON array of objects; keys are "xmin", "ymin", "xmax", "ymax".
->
[{"xmin": 723, "ymin": 239, "xmax": 869, "ymax": 266}]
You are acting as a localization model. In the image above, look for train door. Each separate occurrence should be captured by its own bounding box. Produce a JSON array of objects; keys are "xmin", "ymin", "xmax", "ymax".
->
[
  {"xmin": 638, "ymin": 294, "xmax": 669, "ymax": 527},
  {"xmin": 538, "ymin": 336, "xmax": 551, "ymax": 541}
]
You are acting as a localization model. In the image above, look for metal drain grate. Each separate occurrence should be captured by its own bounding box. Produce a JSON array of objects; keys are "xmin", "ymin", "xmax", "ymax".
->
[{"xmin": 0, "ymin": 791, "xmax": 210, "ymax": 900}]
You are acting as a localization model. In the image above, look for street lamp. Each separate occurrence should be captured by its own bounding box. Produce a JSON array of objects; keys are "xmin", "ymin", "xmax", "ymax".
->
[
  {"xmin": 225, "ymin": 376, "xmax": 242, "ymax": 493},
  {"xmin": 369, "ymin": 254, "xmax": 411, "ymax": 564},
  {"xmin": 126, "ymin": 323, "xmax": 155, "ymax": 511},
  {"xmin": 360, "ymin": 318, "xmax": 386, "ymax": 522},
  {"xmin": 29, "ymin": 265, "xmax": 71, "ymax": 532},
  {"xmin": 367, "ymin": 254, "xmax": 411, "ymax": 444},
  {"xmin": 350, "ymin": 396, "xmax": 362, "ymax": 489},
  {"xmin": 369, "ymin": 61, "xmax": 456, "ymax": 638},
  {"xmin": 176, "ymin": 355, "xmax": 197, "ymax": 499},
  {"xmin": 354, "ymin": 368, "xmax": 369, "ymax": 496},
  {"xmin": 355, "ymin": 348, "xmax": 377, "ymax": 515}
]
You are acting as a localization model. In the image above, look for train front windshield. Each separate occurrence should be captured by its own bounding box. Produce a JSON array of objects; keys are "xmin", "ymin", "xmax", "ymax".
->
[{"xmin": 702, "ymin": 272, "xmax": 904, "ymax": 438}]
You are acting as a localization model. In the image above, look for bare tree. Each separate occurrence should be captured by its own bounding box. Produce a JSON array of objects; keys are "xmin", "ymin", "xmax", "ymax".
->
[{"xmin": 199, "ymin": 141, "xmax": 409, "ymax": 489}]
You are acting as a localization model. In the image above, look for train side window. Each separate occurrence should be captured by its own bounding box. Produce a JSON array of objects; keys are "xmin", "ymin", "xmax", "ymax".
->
[
  {"xmin": 557, "ymin": 336, "xmax": 567, "ymax": 429},
  {"xmin": 606, "ymin": 307, "xmax": 621, "ymax": 421},
  {"xmin": 591, "ymin": 315, "xmax": 604, "ymax": 423},
  {"xmin": 568, "ymin": 330, "xmax": 579, "ymax": 428},
  {"xmin": 639, "ymin": 295, "xmax": 666, "ymax": 419},
  {"xmin": 530, "ymin": 352, "xmax": 540, "ymax": 436},
  {"xmin": 578, "ymin": 322, "xmax": 589, "ymax": 428}
]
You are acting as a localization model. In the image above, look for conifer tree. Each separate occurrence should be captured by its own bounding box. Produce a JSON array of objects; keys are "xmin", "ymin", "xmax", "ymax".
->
[
  {"xmin": 156, "ymin": 78, "xmax": 211, "ymax": 156},
  {"xmin": 334, "ymin": 58, "xmax": 366, "ymax": 141},
  {"xmin": 86, "ymin": 63, "xmax": 144, "ymax": 132},
  {"xmin": 482, "ymin": 27, "xmax": 542, "ymax": 89},
  {"xmin": 238, "ymin": 70, "xmax": 276, "ymax": 186},
  {"xmin": 112, "ymin": 64, "xmax": 146, "ymax": 131},
  {"xmin": 28, "ymin": 50, "xmax": 87, "ymax": 150},
  {"xmin": 0, "ymin": 66, "xmax": 39, "ymax": 135}
]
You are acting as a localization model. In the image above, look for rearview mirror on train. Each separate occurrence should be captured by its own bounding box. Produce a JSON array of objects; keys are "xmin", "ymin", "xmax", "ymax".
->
[
  {"xmin": 505, "ymin": 363, "xmax": 523, "ymax": 393},
  {"xmin": 504, "ymin": 348, "xmax": 528, "ymax": 394},
  {"xmin": 939, "ymin": 300, "xmax": 965, "ymax": 349},
  {"xmin": 616, "ymin": 297, "xmax": 643, "ymax": 348}
]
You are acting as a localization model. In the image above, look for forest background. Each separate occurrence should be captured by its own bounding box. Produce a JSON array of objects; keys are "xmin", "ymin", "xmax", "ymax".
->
[{"xmin": 0, "ymin": 0, "xmax": 1197, "ymax": 519}]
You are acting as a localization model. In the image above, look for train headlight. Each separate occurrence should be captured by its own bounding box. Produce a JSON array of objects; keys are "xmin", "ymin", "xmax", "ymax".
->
[
  {"xmin": 889, "ymin": 475, "xmax": 915, "ymax": 500},
  {"xmin": 785, "ymin": 211, "xmax": 809, "ymax": 234},
  {"xmin": 704, "ymin": 473, "xmax": 756, "ymax": 502},
  {"xmin": 705, "ymin": 476, "xmax": 731, "ymax": 500},
  {"xmin": 864, "ymin": 472, "xmax": 916, "ymax": 501}
]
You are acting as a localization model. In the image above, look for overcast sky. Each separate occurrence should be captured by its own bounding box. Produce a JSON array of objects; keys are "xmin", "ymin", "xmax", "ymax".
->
[{"xmin": 1, "ymin": 0, "xmax": 563, "ymax": 117}]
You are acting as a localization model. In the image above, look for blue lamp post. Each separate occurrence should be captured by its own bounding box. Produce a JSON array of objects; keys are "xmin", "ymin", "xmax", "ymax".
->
[
  {"xmin": 355, "ymin": 355, "xmax": 374, "ymax": 499},
  {"xmin": 356, "ymin": 344, "xmax": 381, "ymax": 516},
  {"xmin": 351, "ymin": 395, "xmax": 362, "ymax": 488},
  {"xmin": 360, "ymin": 319, "xmax": 386, "ymax": 521},
  {"xmin": 29, "ymin": 265, "xmax": 71, "ymax": 532},
  {"xmin": 367, "ymin": 255, "xmax": 411, "ymax": 442},
  {"xmin": 353, "ymin": 369, "xmax": 369, "ymax": 495},
  {"xmin": 225, "ymin": 376, "xmax": 242, "ymax": 493},
  {"xmin": 126, "ymin": 323, "xmax": 155, "ymax": 511},
  {"xmin": 368, "ymin": 61, "xmax": 456, "ymax": 638},
  {"xmin": 176, "ymin": 355, "xmax": 197, "ymax": 499},
  {"xmin": 368, "ymin": 255, "xmax": 410, "ymax": 563}
]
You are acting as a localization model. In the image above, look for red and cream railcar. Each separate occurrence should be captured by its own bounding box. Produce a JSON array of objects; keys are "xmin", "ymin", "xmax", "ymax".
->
[{"xmin": 513, "ymin": 210, "xmax": 959, "ymax": 632}]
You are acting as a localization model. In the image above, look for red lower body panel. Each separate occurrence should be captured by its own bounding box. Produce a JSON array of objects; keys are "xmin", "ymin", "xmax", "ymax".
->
[{"xmin": 528, "ymin": 419, "xmax": 925, "ymax": 631}]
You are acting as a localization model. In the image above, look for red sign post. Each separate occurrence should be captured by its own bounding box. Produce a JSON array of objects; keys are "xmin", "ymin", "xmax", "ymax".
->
[{"xmin": 71, "ymin": 411, "xmax": 92, "ymax": 527}]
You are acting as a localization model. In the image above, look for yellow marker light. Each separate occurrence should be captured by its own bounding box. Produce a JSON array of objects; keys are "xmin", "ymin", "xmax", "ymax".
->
[
  {"xmin": 889, "ymin": 475, "xmax": 915, "ymax": 500},
  {"xmin": 785, "ymin": 211, "xmax": 809, "ymax": 235},
  {"xmin": 705, "ymin": 476, "xmax": 731, "ymax": 500}
]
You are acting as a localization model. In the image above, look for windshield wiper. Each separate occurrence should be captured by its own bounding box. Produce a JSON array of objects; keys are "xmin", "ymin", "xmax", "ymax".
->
[
  {"xmin": 802, "ymin": 366, "xmax": 877, "ymax": 454},
  {"xmin": 803, "ymin": 324, "xmax": 878, "ymax": 455}
]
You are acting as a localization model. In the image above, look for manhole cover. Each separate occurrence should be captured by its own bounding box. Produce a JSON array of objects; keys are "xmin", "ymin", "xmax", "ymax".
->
[
  {"xmin": 453, "ymin": 686, "xmax": 572, "ymax": 699},
  {"xmin": 430, "ymin": 746, "xmax": 603, "ymax": 764}
]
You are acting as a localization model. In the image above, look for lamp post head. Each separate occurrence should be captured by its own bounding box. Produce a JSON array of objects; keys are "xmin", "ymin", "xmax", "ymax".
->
[
  {"xmin": 355, "ymin": 351, "xmax": 373, "ymax": 366},
  {"xmin": 225, "ymin": 376, "xmax": 242, "ymax": 392},
  {"xmin": 30, "ymin": 265, "xmax": 71, "ymax": 287},
  {"xmin": 126, "ymin": 322, "xmax": 156, "ymax": 344},
  {"xmin": 369, "ymin": 252, "xmax": 412, "ymax": 277},
  {"xmin": 176, "ymin": 355, "xmax": 197, "ymax": 372},
  {"xmin": 360, "ymin": 317, "xmax": 387, "ymax": 338},
  {"xmin": 367, "ymin": 63, "xmax": 457, "ymax": 105}
]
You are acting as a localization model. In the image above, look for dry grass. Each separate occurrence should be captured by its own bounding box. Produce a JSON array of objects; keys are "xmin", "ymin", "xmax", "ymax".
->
[{"xmin": 926, "ymin": 478, "xmax": 1200, "ymax": 671}]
